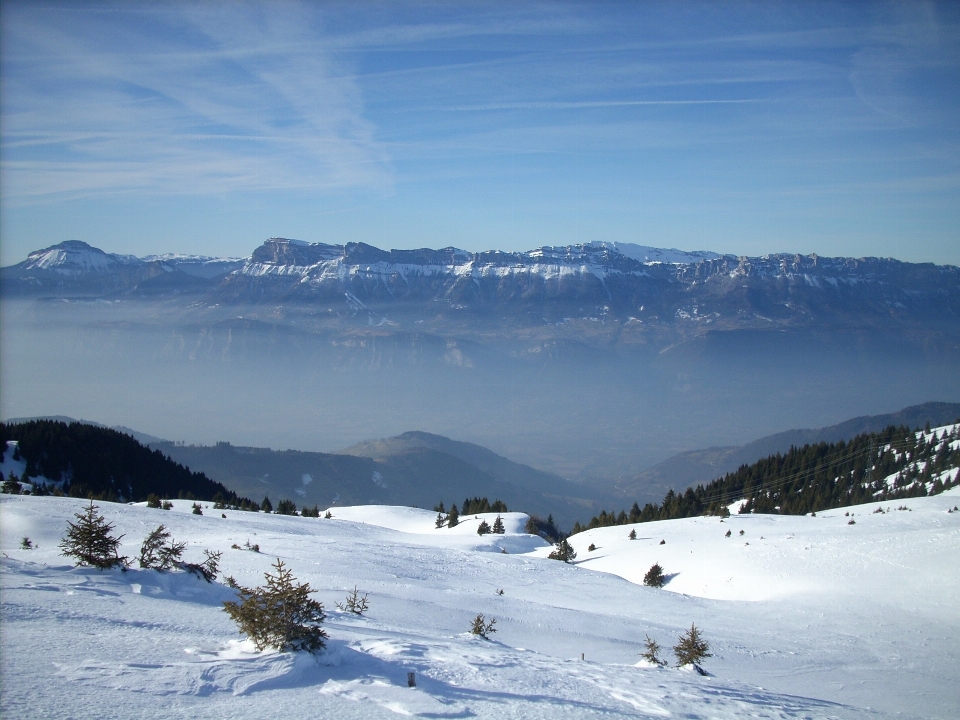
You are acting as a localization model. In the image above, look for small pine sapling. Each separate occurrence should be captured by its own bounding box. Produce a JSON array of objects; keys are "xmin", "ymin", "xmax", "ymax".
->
[
  {"xmin": 192, "ymin": 503, "xmax": 203, "ymax": 515},
  {"xmin": 138, "ymin": 525, "xmax": 186, "ymax": 570},
  {"xmin": 146, "ymin": 494, "xmax": 162, "ymax": 509},
  {"xmin": 588, "ymin": 543, "xmax": 596, "ymax": 552},
  {"xmin": 629, "ymin": 529, "xmax": 637, "ymax": 540},
  {"xmin": 223, "ymin": 559, "xmax": 327, "ymax": 653},
  {"xmin": 447, "ymin": 504, "xmax": 459, "ymax": 528},
  {"xmin": 335, "ymin": 586, "xmax": 370, "ymax": 615},
  {"xmin": 59, "ymin": 502, "xmax": 128, "ymax": 570},
  {"xmin": 643, "ymin": 563, "xmax": 666, "ymax": 588},
  {"xmin": 640, "ymin": 635, "xmax": 666, "ymax": 666},
  {"xmin": 324, "ymin": 510, "xmax": 332, "ymax": 519},
  {"xmin": 470, "ymin": 614, "xmax": 497, "ymax": 638},
  {"xmin": 161, "ymin": 500, "xmax": 174, "ymax": 510},
  {"xmin": 435, "ymin": 512, "xmax": 447, "ymax": 528},
  {"xmin": 181, "ymin": 550, "xmax": 222, "ymax": 582},
  {"xmin": 492, "ymin": 515, "xmax": 505, "ymax": 534},
  {"xmin": 20, "ymin": 536, "xmax": 33, "ymax": 550},
  {"xmin": 477, "ymin": 520, "xmax": 491, "ymax": 535},
  {"xmin": 673, "ymin": 623, "xmax": 711, "ymax": 667}
]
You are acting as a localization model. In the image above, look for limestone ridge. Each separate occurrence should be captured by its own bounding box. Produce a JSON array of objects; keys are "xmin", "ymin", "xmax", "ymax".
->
[{"xmin": 4, "ymin": 237, "xmax": 958, "ymax": 333}]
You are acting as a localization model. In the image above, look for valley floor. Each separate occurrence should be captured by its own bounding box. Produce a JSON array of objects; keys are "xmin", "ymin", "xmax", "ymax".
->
[{"xmin": 2, "ymin": 491, "xmax": 958, "ymax": 719}]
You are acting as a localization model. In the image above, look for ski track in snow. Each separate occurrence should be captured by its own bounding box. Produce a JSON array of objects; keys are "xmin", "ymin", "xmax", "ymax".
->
[{"xmin": 2, "ymin": 490, "xmax": 959, "ymax": 719}]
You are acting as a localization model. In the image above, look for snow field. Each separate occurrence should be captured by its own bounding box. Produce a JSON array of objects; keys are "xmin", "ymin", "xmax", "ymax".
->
[{"xmin": 2, "ymin": 491, "xmax": 959, "ymax": 719}]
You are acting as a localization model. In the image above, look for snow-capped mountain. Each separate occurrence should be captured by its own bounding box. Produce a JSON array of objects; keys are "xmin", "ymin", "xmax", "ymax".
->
[
  {"xmin": 214, "ymin": 237, "xmax": 959, "ymax": 332},
  {"xmin": 2, "ymin": 240, "xmax": 245, "ymax": 296},
  {"xmin": 20, "ymin": 239, "xmax": 141, "ymax": 275},
  {"xmin": 4, "ymin": 237, "xmax": 959, "ymax": 335}
]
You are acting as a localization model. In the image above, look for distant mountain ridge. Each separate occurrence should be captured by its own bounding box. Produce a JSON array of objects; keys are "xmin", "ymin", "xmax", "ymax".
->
[
  {"xmin": 1, "ymin": 240, "xmax": 244, "ymax": 296},
  {"xmin": 338, "ymin": 430, "xmax": 590, "ymax": 502},
  {"xmin": 148, "ymin": 431, "xmax": 608, "ymax": 528},
  {"xmin": 4, "ymin": 238, "xmax": 958, "ymax": 338}
]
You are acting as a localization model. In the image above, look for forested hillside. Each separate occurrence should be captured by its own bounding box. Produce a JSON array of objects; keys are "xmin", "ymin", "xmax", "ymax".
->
[
  {"xmin": 573, "ymin": 422, "xmax": 960, "ymax": 534},
  {"xmin": 0, "ymin": 420, "xmax": 255, "ymax": 506}
]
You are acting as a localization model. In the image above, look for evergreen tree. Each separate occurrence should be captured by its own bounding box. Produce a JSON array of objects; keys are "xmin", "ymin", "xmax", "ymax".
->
[
  {"xmin": 447, "ymin": 504, "xmax": 459, "ymax": 528},
  {"xmin": 334, "ymin": 586, "xmax": 370, "ymax": 615},
  {"xmin": 640, "ymin": 635, "xmax": 666, "ymax": 666},
  {"xmin": 435, "ymin": 512, "xmax": 447, "ymax": 528},
  {"xmin": 643, "ymin": 563, "xmax": 666, "ymax": 588},
  {"xmin": 192, "ymin": 502, "xmax": 203, "ymax": 515},
  {"xmin": 182, "ymin": 550, "xmax": 222, "ymax": 583},
  {"xmin": 138, "ymin": 525, "xmax": 186, "ymax": 570},
  {"xmin": 477, "ymin": 520, "xmax": 491, "ymax": 535},
  {"xmin": 548, "ymin": 537, "xmax": 576, "ymax": 562},
  {"xmin": 2, "ymin": 472, "xmax": 22, "ymax": 495},
  {"xmin": 223, "ymin": 559, "xmax": 327, "ymax": 653},
  {"xmin": 492, "ymin": 515, "xmax": 505, "ymax": 534},
  {"xmin": 275, "ymin": 499, "xmax": 298, "ymax": 515},
  {"xmin": 673, "ymin": 623, "xmax": 711, "ymax": 667},
  {"xmin": 629, "ymin": 528, "xmax": 637, "ymax": 540},
  {"xmin": 470, "ymin": 614, "xmax": 497, "ymax": 638},
  {"xmin": 146, "ymin": 493, "xmax": 162, "ymax": 508},
  {"xmin": 59, "ymin": 501, "xmax": 127, "ymax": 569},
  {"xmin": 261, "ymin": 496, "xmax": 273, "ymax": 513}
]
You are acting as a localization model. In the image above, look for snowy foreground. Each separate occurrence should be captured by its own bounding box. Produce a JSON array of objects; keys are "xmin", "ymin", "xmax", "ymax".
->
[{"xmin": 2, "ymin": 492, "xmax": 959, "ymax": 719}]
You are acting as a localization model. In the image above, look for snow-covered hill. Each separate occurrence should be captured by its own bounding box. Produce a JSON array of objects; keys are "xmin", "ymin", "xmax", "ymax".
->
[{"xmin": 2, "ymin": 489, "xmax": 958, "ymax": 719}]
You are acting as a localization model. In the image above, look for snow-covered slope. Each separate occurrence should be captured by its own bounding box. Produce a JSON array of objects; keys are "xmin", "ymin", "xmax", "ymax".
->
[
  {"xmin": 586, "ymin": 241, "xmax": 722, "ymax": 265},
  {"xmin": 21, "ymin": 239, "xmax": 139, "ymax": 275},
  {"xmin": 2, "ymin": 490, "xmax": 958, "ymax": 719}
]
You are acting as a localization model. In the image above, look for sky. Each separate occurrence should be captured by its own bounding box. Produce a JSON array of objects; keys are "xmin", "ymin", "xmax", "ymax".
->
[{"xmin": 1, "ymin": 0, "xmax": 959, "ymax": 266}]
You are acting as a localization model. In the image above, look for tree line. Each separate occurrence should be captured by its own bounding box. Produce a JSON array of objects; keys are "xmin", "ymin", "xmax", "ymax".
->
[
  {"xmin": 571, "ymin": 422, "xmax": 960, "ymax": 535},
  {"xmin": 0, "ymin": 420, "xmax": 256, "ymax": 507}
]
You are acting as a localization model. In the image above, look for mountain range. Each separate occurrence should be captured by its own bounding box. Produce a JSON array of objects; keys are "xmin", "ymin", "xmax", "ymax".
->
[
  {"xmin": 4, "ymin": 238, "xmax": 959, "ymax": 338},
  {"xmin": 146, "ymin": 430, "xmax": 602, "ymax": 527},
  {"xmin": 4, "ymin": 238, "xmax": 959, "ymax": 484}
]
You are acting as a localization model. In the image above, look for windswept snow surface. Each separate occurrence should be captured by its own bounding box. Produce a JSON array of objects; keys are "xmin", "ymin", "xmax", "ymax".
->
[{"xmin": 2, "ymin": 493, "xmax": 959, "ymax": 719}]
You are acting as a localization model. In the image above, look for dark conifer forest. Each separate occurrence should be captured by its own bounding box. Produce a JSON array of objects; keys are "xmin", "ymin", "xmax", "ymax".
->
[
  {"xmin": 0, "ymin": 420, "xmax": 256, "ymax": 507},
  {"xmin": 571, "ymin": 422, "xmax": 960, "ymax": 535}
]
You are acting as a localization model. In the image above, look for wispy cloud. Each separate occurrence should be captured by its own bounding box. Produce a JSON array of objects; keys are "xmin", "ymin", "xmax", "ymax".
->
[
  {"xmin": 1, "ymin": 1, "xmax": 392, "ymax": 202},
  {"xmin": 1, "ymin": 1, "xmax": 957, "ymax": 265}
]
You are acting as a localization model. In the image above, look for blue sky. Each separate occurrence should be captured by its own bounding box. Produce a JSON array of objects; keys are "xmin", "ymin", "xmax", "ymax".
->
[{"xmin": 2, "ymin": 1, "xmax": 958, "ymax": 264}]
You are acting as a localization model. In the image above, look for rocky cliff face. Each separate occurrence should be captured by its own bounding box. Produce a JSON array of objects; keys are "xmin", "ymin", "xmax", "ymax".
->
[
  {"xmin": 215, "ymin": 238, "xmax": 959, "ymax": 332},
  {"xmin": 4, "ymin": 237, "xmax": 958, "ymax": 334}
]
